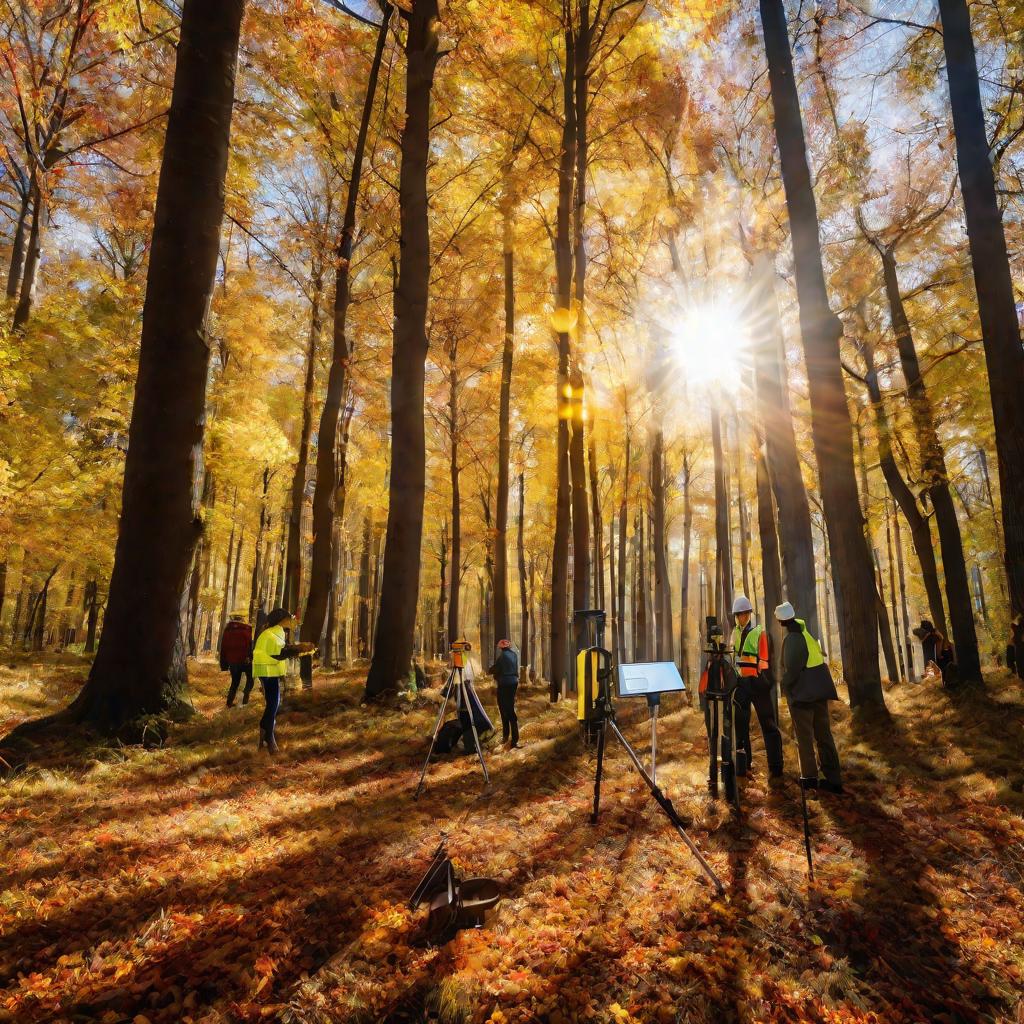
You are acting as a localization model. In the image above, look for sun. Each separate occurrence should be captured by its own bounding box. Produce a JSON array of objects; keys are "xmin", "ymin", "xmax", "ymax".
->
[{"xmin": 670, "ymin": 296, "xmax": 750, "ymax": 388}]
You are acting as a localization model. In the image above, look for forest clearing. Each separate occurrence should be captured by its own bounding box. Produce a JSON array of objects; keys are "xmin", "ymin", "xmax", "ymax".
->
[
  {"xmin": 4, "ymin": 0, "xmax": 1024, "ymax": 1021},
  {"xmin": 2, "ymin": 659, "xmax": 1023, "ymax": 1024}
]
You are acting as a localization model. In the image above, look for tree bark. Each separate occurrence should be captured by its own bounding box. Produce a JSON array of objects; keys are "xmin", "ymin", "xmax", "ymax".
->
[
  {"xmin": 62, "ymin": 0, "xmax": 244, "ymax": 732},
  {"xmin": 680, "ymin": 450, "xmax": 693, "ymax": 681},
  {"xmin": 6, "ymin": 188, "xmax": 30, "ymax": 300},
  {"xmin": 892, "ymin": 500, "xmax": 915, "ymax": 678},
  {"xmin": 549, "ymin": 23, "xmax": 576, "ymax": 700},
  {"xmin": 517, "ymin": 473, "xmax": 529, "ymax": 676},
  {"xmin": 588, "ymin": 429, "xmax": 603, "ymax": 611},
  {"xmin": 249, "ymin": 468, "xmax": 271, "ymax": 624},
  {"xmin": 651, "ymin": 429, "xmax": 671, "ymax": 660},
  {"xmin": 755, "ymin": 429, "xmax": 785, "ymax": 682},
  {"xmin": 750, "ymin": 254, "xmax": 819, "ymax": 636},
  {"xmin": 218, "ymin": 522, "xmax": 236, "ymax": 642},
  {"xmin": 616, "ymin": 435, "xmax": 629, "ymax": 668},
  {"xmin": 447, "ymin": 366, "xmax": 461, "ymax": 645},
  {"xmin": 303, "ymin": 6, "xmax": 391, "ymax": 654},
  {"xmin": 357, "ymin": 514, "xmax": 372, "ymax": 658},
  {"xmin": 861, "ymin": 335, "xmax": 948, "ymax": 636},
  {"xmin": 938, "ymin": 0, "xmax": 1024, "ymax": 621},
  {"xmin": 364, "ymin": 0, "xmax": 440, "ymax": 698},
  {"xmin": 285, "ymin": 263, "xmax": 323, "ymax": 613},
  {"xmin": 493, "ymin": 202, "xmax": 515, "ymax": 644},
  {"xmin": 711, "ymin": 405, "xmax": 733, "ymax": 625},
  {"xmin": 12, "ymin": 174, "xmax": 42, "ymax": 330},
  {"xmin": 760, "ymin": 0, "xmax": 883, "ymax": 706},
  {"xmin": 84, "ymin": 579, "xmax": 99, "ymax": 654},
  {"xmin": 884, "ymin": 500, "xmax": 906, "ymax": 681},
  {"xmin": 878, "ymin": 245, "xmax": 980, "ymax": 680}
]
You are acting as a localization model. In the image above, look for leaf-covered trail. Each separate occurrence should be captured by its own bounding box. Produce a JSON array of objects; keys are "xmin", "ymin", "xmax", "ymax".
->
[{"xmin": 2, "ymin": 659, "xmax": 1023, "ymax": 1023}]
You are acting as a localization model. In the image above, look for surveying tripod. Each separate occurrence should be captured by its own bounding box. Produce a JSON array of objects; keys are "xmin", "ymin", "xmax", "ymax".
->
[{"xmin": 415, "ymin": 648, "xmax": 490, "ymax": 799}]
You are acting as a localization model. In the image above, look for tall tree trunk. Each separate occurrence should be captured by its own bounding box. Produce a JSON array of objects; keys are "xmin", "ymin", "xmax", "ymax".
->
[
  {"xmin": 84, "ymin": 580, "xmax": 99, "ymax": 654},
  {"xmin": 249, "ymin": 468, "xmax": 271, "ymax": 624},
  {"xmin": 862, "ymin": 335, "xmax": 948, "ymax": 635},
  {"xmin": 12, "ymin": 174, "xmax": 42, "ymax": 330},
  {"xmin": 0, "ymin": 559, "xmax": 6, "ymax": 631},
  {"xmin": 285, "ymin": 263, "xmax": 323, "ymax": 613},
  {"xmin": 609, "ymin": 510, "xmax": 618, "ymax": 663},
  {"xmin": 711, "ymin": 405, "xmax": 733, "ymax": 624},
  {"xmin": 447, "ymin": 369, "xmax": 461, "ymax": 645},
  {"xmin": 549, "ymin": 24, "xmax": 576, "ymax": 701},
  {"xmin": 218, "ymin": 523, "xmax": 236, "ymax": 642},
  {"xmin": 493, "ymin": 202, "xmax": 515, "ymax": 644},
  {"xmin": 885, "ymin": 500, "xmax": 906, "ymax": 681},
  {"xmin": 569, "ymin": 7, "xmax": 591, "ymax": 630},
  {"xmin": 651, "ymin": 429, "xmax": 671, "ymax": 660},
  {"xmin": 616, "ymin": 435, "xmax": 629, "ymax": 666},
  {"xmin": 517, "ymin": 473, "xmax": 529, "ymax": 675},
  {"xmin": 680, "ymin": 450, "xmax": 693, "ymax": 681},
  {"xmin": 750, "ymin": 253, "xmax": 819, "ymax": 636},
  {"xmin": 304, "ymin": 6, "xmax": 391, "ymax": 654},
  {"xmin": 365, "ymin": 0, "xmax": 440, "ymax": 699},
  {"xmin": 437, "ymin": 519, "xmax": 448, "ymax": 654},
  {"xmin": 357, "ymin": 514, "xmax": 372, "ymax": 657},
  {"xmin": 6, "ymin": 188, "xmax": 30, "ymax": 299},
  {"xmin": 635, "ymin": 509, "xmax": 647, "ymax": 661},
  {"xmin": 878, "ymin": 246, "xmax": 980, "ymax": 680},
  {"xmin": 63, "ymin": 0, "xmax": 243, "ymax": 733},
  {"xmin": 759, "ymin": 0, "xmax": 883, "ymax": 706},
  {"xmin": 588, "ymin": 429, "xmax": 603, "ymax": 611},
  {"xmin": 938, "ymin": 0, "xmax": 1024, "ymax": 621},
  {"xmin": 755, "ymin": 429, "xmax": 785, "ymax": 681},
  {"xmin": 873, "ymin": 548, "xmax": 900, "ymax": 683},
  {"xmin": 892, "ymin": 501, "xmax": 915, "ymax": 679}
]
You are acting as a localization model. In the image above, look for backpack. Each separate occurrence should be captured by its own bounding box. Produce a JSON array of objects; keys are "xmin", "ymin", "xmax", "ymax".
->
[{"xmin": 434, "ymin": 719, "xmax": 464, "ymax": 755}]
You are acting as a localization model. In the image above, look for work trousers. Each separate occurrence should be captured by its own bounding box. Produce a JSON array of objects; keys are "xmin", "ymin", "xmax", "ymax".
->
[
  {"xmin": 734, "ymin": 677, "xmax": 784, "ymax": 774},
  {"xmin": 497, "ymin": 682, "xmax": 519, "ymax": 745},
  {"xmin": 259, "ymin": 677, "xmax": 281, "ymax": 740},
  {"xmin": 226, "ymin": 663, "xmax": 254, "ymax": 706},
  {"xmin": 788, "ymin": 700, "xmax": 841, "ymax": 784}
]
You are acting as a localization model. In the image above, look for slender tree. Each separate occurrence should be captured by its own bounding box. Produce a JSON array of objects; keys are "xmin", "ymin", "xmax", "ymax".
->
[
  {"xmin": 759, "ymin": 0, "xmax": 883, "ymax": 706},
  {"xmin": 937, "ymin": 0, "xmax": 1024, "ymax": 621},
  {"xmin": 49, "ymin": 0, "xmax": 247, "ymax": 733},
  {"xmin": 365, "ymin": 0, "xmax": 441, "ymax": 698}
]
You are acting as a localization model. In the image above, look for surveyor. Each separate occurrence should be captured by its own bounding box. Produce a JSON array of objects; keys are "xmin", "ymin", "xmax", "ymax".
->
[
  {"xmin": 220, "ymin": 610, "xmax": 254, "ymax": 707},
  {"xmin": 730, "ymin": 595, "xmax": 784, "ymax": 780},
  {"xmin": 775, "ymin": 602, "xmax": 843, "ymax": 794},
  {"xmin": 488, "ymin": 639, "xmax": 520, "ymax": 749},
  {"xmin": 252, "ymin": 608, "xmax": 316, "ymax": 754}
]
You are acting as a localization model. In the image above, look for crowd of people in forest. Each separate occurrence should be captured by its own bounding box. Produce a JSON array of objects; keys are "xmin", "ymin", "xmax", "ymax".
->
[{"xmin": 217, "ymin": 587, "xmax": 1016, "ymax": 778}]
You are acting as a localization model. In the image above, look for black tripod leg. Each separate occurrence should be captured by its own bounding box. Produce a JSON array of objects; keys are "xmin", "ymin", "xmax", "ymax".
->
[
  {"xmin": 415, "ymin": 668, "xmax": 454, "ymax": 799},
  {"xmin": 607, "ymin": 719, "xmax": 725, "ymax": 895},
  {"xmin": 708, "ymin": 700, "xmax": 719, "ymax": 798},
  {"xmin": 590, "ymin": 720, "xmax": 607, "ymax": 824},
  {"xmin": 730, "ymin": 694, "xmax": 742, "ymax": 815},
  {"xmin": 800, "ymin": 782, "xmax": 815, "ymax": 881},
  {"xmin": 463, "ymin": 669, "xmax": 490, "ymax": 788}
]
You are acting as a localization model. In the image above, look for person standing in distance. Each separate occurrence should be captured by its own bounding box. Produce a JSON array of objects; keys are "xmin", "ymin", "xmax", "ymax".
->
[
  {"xmin": 731, "ymin": 595, "xmax": 784, "ymax": 781},
  {"xmin": 488, "ymin": 639, "xmax": 520, "ymax": 749},
  {"xmin": 775, "ymin": 602, "xmax": 843, "ymax": 794},
  {"xmin": 220, "ymin": 610, "xmax": 254, "ymax": 707},
  {"xmin": 252, "ymin": 608, "xmax": 316, "ymax": 754}
]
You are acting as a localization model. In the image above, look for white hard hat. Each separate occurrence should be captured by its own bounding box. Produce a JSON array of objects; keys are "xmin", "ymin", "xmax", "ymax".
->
[
  {"xmin": 774, "ymin": 601, "xmax": 796, "ymax": 621},
  {"xmin": 732, "ymin": 595, "xmax": 753, "ymax": 614}
]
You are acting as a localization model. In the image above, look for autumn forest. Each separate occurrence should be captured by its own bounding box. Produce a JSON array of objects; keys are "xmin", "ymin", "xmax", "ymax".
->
[{"xmin": 2, "ymin": 0, "xmax": 1024, "ymax": 1022}]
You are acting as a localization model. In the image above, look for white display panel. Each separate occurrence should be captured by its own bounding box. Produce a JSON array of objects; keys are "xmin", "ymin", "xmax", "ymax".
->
[{"xmin": 617, "ymin": 661, "xmax": 686, "ymax": 697}]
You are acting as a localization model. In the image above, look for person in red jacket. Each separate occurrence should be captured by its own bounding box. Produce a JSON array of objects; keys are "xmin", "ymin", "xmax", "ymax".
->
[{"xmin": 220, "ymin": 611, "xmax": 254, "ymax": 707}]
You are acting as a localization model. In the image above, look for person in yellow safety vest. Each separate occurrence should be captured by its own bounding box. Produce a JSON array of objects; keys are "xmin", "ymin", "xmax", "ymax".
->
[
  {"xmin": 730, "ymin": 595, "xmax": 784, "ymax": 780},
  {"xmin": 774, "ymin": 601, "xmax": 843, "ymax": 794},
  {"xmin": 252, "ymin": 607, "xmax": 316, "ymax": 754}
]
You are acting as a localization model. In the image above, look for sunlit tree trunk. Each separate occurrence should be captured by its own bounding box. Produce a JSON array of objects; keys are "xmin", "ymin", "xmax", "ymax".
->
[
  {"xmin": 680, "ymin": 450, "xmax": 693, "ymax": 681},
  {"xmin": 493, "ymin": 202, "xmax": 514, "ymax": 645},
  {"xmin": 651, "ymin": 429, "xmax": 672, "ymax": 660},
  {"xmin": 711, "ymin": 405, "xmax": 732, "ymax": 625},
  {"xmin": 938, "ymin": 0, "xmax": 1024, "ymax": 622},
  {"xmin": 56, "ymin": 0, "xmax": 245, "ymax": 733},
  {"xmin": 304, "ymin": 6, "xmax": 391, "ymax": 656},
  {"xmin": 285, "ymin": 262, "xmax": 323, "ymax": 614},
  {"xmin": 357, "ymin": 514, "xmax": 372, "ymax": 658},
  {"xmin": 760, "ymin": 0, "xmax": 883, "ymax": 706},
  {"xmin": 248, "ymin": 468, "xmax": 271, "ymax": 624},
  {"xmin": 885, "ymin": 501, "xmax": 906, "ymax": 682},
  {"xmin": 12, "ymin": 175, "xmax": 42, "ymax": 330},
  {"xmin": 550, "ymin": 24, "xmax": 576, "ymax": 700},
  {"xmin": 447, "ymin": 364, "xmax": 461, "ymax": 645},
  {"xmin": 862, "ymin": 335, "xmax": 948, "ymax": 636},
  {"xmin": 616, "ymin": 434, "xmax": 629, "ymax": 666},
  {"xmin": 6, "ymin": 188, "xmax": 30, "ymax": 300},
  {"xmin": 365, "ymin": 0, "xmax": 440, "ymax": 699},
  {"xmin": 517, "ymin": 473, "xmax": 529, "ymax": 678},
  {"xmin": 878, "ymin": 246, "xmax": 980, "ymax": 680},
  {"xmin": 755, "ymin": 429, "xmax": 785, "ymax": 682},
  {"xmin": 588, "ymin": 430, "xmax": 603, "ymax": 611}
]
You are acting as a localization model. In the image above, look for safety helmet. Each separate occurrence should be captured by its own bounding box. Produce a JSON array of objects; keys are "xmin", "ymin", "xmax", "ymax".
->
[{"xmin": 732, "ymin": 595, "xmax": 753, "ymax": 614}]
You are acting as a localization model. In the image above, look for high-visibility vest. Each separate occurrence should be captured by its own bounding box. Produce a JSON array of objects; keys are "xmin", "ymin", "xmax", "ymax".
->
[
  {"xmin": 797, "ymin": 619, "xmax": 825, "ymax": 668},
  {"xmin": 732, "ymin": 623, "xmax": 770, "ymax": 677},
  {"xmin": 253, "ymin": 625, "xmax": 287, "ymax": 678}
]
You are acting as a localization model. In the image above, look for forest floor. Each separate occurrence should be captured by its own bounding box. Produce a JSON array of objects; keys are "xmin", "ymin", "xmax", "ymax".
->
[{"xmin": 2, "ymin": 656, "xmax": 1024, "ymax": 1024}]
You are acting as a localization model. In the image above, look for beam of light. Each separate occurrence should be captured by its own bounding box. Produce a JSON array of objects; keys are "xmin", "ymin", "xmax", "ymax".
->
[{"xmin": 670, "ymin": 296, "xmax": 750, "ymax": 389}]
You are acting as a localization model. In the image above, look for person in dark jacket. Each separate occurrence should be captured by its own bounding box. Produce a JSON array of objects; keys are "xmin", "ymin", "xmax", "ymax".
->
[
  {"xmin": 775, "ymin": 602, "xmax": 843, "ymax": 794},
  {"xmin": 488, "ymin": 639, "xmax": 520, "ymax": 748},
  {"xmin": 220, "ymin": 611, "xmax": 254, "ymax": 707},
  {"xmin": 913, "ymin": 620, "xmax": 957, "ymax": 687}
]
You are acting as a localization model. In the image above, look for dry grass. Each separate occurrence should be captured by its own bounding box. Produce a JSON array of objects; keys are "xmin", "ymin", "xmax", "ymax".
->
[{"xmin": 1, "ymin": 657, "xmax": 1023, "ymax": 1023}]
